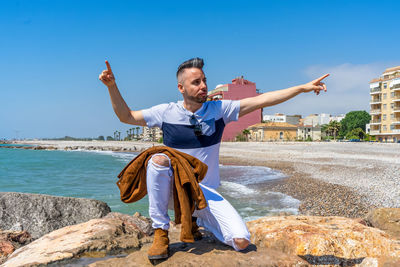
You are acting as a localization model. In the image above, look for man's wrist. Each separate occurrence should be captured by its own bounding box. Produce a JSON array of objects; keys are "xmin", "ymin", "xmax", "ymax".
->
[{"xmin": 107, "ymin": 83, "xmax": 118, "ymax": 90}]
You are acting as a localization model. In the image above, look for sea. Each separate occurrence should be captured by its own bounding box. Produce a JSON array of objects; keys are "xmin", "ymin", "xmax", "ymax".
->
[{"xmin": 0, "ymin": 144, "xmax": 300, "ymax": 221}]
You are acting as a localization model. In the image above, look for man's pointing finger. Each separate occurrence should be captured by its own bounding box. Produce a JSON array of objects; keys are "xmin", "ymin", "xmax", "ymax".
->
[
  {"xmin": 315, "ymin": 74, "xmax": 330, "ymax": 83},
  {"xmin": 105, "ymin": 60, "xmax": 112, "ymax": 72}
]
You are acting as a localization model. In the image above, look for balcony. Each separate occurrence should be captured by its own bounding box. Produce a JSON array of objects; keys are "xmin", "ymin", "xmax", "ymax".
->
[
  {"xmin": 393, "ymin": 106, "xmax": 400, "ymax": 113},
  {"xmin": 392, "ymin": 129, "xmax": 400, "ymax": 133},
  {"xmin": 390, "ymin": 78, "xmax": 400, "ymax": 89},
  {"xmin": 370, "ymin": 98, "xmax": 382, "ymax": 104},
  {"xmin": 392, "ymin": 118, "xmax": 400, "ymax": 125},
  {"xmin": 370, "ymin": 130, "xmax": 380, "ymax": 135},
  {"xmin": 370, "ymin": 109, "xmax": 381, "ymax": 114},
  {"xmin": 370, "ymin": 119, "xmax": 381, "ymax": 125},
  {"xmin": 370, "ymin": 88, "xmax": 381, "ymax": 94}
]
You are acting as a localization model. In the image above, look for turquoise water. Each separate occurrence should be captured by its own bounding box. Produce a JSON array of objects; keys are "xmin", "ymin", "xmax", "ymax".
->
[{"xmin": 0, "ymin": 145, "xmax": 299, "ymax": 220}]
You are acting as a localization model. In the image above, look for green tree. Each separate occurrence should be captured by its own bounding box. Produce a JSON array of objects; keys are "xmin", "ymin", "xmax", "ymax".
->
[
  {"xmin": 242, "ymin": 129, "xmax": 250, "ymax": 141},
  {"xmin": 106, "ymin": 136, "xmax": 114, "ymax": 141},
  {"xmin": 347, "ymin": 128, "xmax": 366, "ymax": 140},
  {"xmin": 339, "ymin": 111, "xmax": 371, "ymax": 139},
  {"xmin": 98, "ymin": 136, "xmax": 105, "ymax": 141},
  {"xmin": 328, "ymin": 120, "xmax": 341, "ymax": 140}
]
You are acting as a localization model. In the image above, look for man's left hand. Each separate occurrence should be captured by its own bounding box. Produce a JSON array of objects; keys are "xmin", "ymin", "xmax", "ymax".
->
[{"xmin": 302, "ymin": 74, "xmax": 329, "ymax": 95}]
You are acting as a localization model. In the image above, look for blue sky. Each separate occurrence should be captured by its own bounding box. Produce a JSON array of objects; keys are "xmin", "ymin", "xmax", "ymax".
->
[{"xmin": 1, "ymin": 0, "xmax": 399, "ymax": 139}]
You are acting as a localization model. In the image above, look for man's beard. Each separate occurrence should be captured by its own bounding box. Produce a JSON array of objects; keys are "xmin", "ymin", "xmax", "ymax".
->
[{"xmin": 185, "ymin": 93, "xmax": 207, "ymax": 104}]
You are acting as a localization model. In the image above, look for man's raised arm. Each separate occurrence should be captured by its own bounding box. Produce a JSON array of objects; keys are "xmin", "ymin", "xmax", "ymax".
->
[
  {"xmin": 239, "ymin": 74, "xmax": 329, "ymax": 117},
  {"xmin": 99, "ymin": 60, "xmax": 146, "ymax": 126}
]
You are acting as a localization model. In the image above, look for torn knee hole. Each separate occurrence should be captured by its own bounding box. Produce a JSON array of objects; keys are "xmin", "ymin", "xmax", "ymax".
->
[{"xmin": 151, "ymin": 155, "xmax": 170, "ymax": 167}]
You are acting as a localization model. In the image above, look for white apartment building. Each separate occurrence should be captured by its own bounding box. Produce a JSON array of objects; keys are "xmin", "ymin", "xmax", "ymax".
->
[
  {"xmin": 142, "ymin": 126, "xmax": 163, "ymax": 142},
  {"xmin": 263, "ymin": 113, "xmax": 301, "ymax": 125}
]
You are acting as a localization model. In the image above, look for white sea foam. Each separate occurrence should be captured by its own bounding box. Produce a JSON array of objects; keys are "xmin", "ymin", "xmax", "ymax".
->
[
  {"xmin": 75, "ymin": 149, "xmax": 137, "ymax": 162},
  {"xmin": 220, "ymin": 165, "xmax": 286, "ymax": 185},
  {"xmin": 220, "ymin": 181, "xmax": 256, "ymax": 196}
]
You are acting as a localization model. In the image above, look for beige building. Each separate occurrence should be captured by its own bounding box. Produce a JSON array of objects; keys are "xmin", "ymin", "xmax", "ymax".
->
[
  {"xmin": 247, "ymin": 122, "xmax": 297, "ymax": 142},
  {"xmin": 142, "ymin": 126, "xmax": 163, "ymax": 142},
  {"xmin": 369, "ymin": 66, "xmax": 400, "ymax": 142},
  {"xmin": 297, "ymin": 124, "xmax": 322, "ymax": 141}
]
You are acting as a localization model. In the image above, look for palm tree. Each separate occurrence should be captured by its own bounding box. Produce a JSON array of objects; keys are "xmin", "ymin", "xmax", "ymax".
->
[
  {"xmin": 136, "ymin": 127, "xmax": 140, "ymax": 139},
  {"xmin": 330, "ymin": 121, "xmax": 341, "ymax": 140},
  {"xmin": 242, "ymin": 129, "xmax": 250, "ymax": 141}
]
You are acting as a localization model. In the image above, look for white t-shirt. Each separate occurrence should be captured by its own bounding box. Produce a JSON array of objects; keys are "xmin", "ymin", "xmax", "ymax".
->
[{"xmin": 142, "ymin": 100, "xmax": 240, "ymax": 189}]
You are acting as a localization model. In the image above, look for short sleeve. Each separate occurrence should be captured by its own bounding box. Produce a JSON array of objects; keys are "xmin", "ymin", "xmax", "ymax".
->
[
  {"xmin": 221, "ymin": 100, "xmax": 241, "ymax": 124},
  {"xmin": 141, "ymin": 103, "xmax": 169, "ymax": 128}
]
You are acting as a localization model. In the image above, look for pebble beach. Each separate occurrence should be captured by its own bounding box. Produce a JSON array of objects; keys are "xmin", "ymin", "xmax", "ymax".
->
[{"xmin": 8, "ymin": 140, "xmax": 400, "ymax": 218}]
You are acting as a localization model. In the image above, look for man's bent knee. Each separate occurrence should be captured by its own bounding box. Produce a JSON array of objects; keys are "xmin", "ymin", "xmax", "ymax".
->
[
  {"xmin": 151, "ymin": 155, "xmax": 170, "ymax": 167},
  {"xmin": 234, "ymin": 238, "xmax": 250, "ymax": 250}
]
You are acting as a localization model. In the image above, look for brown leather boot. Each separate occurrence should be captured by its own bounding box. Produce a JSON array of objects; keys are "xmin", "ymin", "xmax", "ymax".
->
[
  {"xmin": 148, "ymin": 229, "xmax": 169, "ymax": 260},
  {"xmin": 192, "ymin": 218, "xmax": 202, "ymax": 241}
]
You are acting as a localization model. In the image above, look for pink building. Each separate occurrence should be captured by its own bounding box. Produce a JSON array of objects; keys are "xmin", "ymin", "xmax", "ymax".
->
[{"xmin": 208, "ymin": 77, "xmax": 262, "ymax": 141}]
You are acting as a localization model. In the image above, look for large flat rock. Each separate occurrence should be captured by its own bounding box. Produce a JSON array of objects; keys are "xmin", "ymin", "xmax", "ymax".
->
[
  {"xmin": 2, "ymin": 212, "xmax": 152, "ymax": 267},
  {"xmin": 0, "ymin": 192, "xmax": 111, "ymax": 239},
  {"xmin": 247, "ymin": 215, "xmax": 400, "ymax": 265}
]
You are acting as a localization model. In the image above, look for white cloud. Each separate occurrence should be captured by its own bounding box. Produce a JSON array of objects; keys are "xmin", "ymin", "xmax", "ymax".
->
[
  {"xmin": 304, "ymin": 63, "xmax": 388, "ymax": 93},
  {"xmin": 264, "ymin": 62, "xmax": 397, "ymax": 116}
]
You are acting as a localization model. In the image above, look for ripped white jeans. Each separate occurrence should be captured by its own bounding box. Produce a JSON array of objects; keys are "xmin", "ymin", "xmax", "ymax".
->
[{"xmin": 146, "ymin": 153, "xmax": 250, "ymax": 251}]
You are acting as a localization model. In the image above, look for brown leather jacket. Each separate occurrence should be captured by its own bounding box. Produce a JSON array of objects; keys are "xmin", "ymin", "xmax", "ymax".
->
[{"xmin": 117, "ymin": 146, "xmax": 208, "ymax": 243}]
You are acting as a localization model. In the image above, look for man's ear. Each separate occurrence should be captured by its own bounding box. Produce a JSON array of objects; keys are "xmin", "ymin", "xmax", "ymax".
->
[{"xmin": 177, "ymin": 82, "xmax": 184, "ymax": 94}]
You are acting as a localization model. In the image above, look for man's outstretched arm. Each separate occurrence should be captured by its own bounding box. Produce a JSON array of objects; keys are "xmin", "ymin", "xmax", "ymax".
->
[
  {"xmin": 99, "ymin": 60, "xmax": 146, "ymax": 126},
  {"xmin": 239, "ymin": 74, "xmax": 329, "ymax": 117}
]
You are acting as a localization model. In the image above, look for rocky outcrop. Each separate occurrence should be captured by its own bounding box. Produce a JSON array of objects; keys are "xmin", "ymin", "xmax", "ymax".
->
[
  {"xmin": 247, "ymin": 215, "xmax": 400, "ymax": 265},
  {"xmin": 2, "ymin": 213, "xmax": 153, "ymax": 267},
  {"xmin": 0, "ymin": 230, "xmax": 32, "ymax": 265},
  {"xmin": 364, "ymin": 208, "xmax": 400, "ymax": 240},
  {"xmin": 3, "ymin": 214, "xmax": 400, "ymax": 266},
  {"xmin": 0, "ymin": 192, "xmax": 111, "ymax": 239},
  {"xmin": 4, "ymin": 217, "xmax": 307, "ymax": 267}
]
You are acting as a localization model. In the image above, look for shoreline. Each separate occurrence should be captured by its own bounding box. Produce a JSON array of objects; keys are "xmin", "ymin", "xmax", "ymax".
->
[
  {"xmin": 220, "ymin": 156, "xmax": 374, "ymax": 218},
  {"xmin": 6, "ymin": 140, "xmax": 398, "ymax": 218}
]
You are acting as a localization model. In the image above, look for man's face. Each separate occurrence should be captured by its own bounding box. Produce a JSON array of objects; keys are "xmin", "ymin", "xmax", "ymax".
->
[{"xmin": 178, "ymin": 68, "xmax": 208, "ymax": 104}]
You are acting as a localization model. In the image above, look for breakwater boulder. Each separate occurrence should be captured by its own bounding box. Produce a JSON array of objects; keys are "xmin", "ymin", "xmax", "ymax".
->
[
  {"xmin": 0, "ymin": 192, "xmax": 111, "ymax": 239},
  {"xmin": 247, "ymin": 215, "xmax": 400, "ymax": 265},
  {"xmin": 2, "ymin": 212, "xmax": 153, "ymax": 267}
]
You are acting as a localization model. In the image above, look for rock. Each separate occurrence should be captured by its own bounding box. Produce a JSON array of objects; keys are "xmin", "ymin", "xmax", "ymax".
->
[
  {"xmin": 3, "ymin": 214, "xmax": 152, "ymax": 267},
  {"xmin": 247, "ymin": 216, "xmax": 400, "ymax": 266},
  {"xmin": 89, "ymin": 223, "xmax": 307, "ymax": 267},
  {"xmin": 0, "ymin": 192, "xmax": 111, "ymax": 239},
  {"xmin": 0, "ymin": 230, "xmax": 32, "ymax": 265},
  {"xmin": 364, "ymin": 208, "xmax": 400, "ymax": 239},
  {"xmin": 104, "ymin": 212, "xmax": 153, "ymax": 237}
]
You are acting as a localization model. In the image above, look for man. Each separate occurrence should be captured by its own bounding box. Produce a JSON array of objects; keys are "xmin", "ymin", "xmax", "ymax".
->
[{"xmin": 99, "ymin": 58, "xmax": 328, "ymax": 259}]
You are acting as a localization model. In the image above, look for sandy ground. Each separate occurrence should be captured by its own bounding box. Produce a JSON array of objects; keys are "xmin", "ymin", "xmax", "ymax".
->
[{"xmin": 10, "ymin": 140, "xmax": 400, "ymax": 217}]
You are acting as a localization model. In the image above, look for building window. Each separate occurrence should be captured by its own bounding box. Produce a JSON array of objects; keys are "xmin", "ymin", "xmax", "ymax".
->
[
  {"xmin": 391, "ymin": 92, "xmax": 395, "ymax": 98},
  {"xmin": 383, "ymin": 93, "xmax": 387, "ymax": 99},
  {"xmin": 391, "ymin": 103, "xmax": 395, "ymax": 109},
  {"xmin": 384, "ymin": 83, "xmax": 387, "ymax": 89},
  {"xmin": 279, "ymin": 132, "xmax": 283, "ymax": 139},
  {"xmin": 391, "ymin": 114, "xmax": 395, "ymax": 119},
  {"xmin": 383, "ymin": 125, "xmax": 387, "ymax": 130},
  {"xmin": 383, "ymin": 104, "xmax": 387, "ymax": 109},
  {"xmin": 391, "ymin": 125, "xmax": 395, "ymax": 130},
  {"xmin": 383, "ymin": 114, "xmax": 386, "ymax": 120}
]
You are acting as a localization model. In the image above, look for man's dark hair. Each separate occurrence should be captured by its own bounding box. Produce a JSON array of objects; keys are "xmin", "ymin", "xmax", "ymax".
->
[{"xmin": 176, "ymin": 57, "xmax": 204, "ymax": 80}]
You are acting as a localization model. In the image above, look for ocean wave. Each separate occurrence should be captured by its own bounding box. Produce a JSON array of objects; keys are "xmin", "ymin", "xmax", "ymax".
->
[
  {"xmin": 220, "ymin": 181, "xmax": 257, "ymax": 196},
  {"xmin": 72, "ymin": 149, "xmax": 137, "ymax": 162}
]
